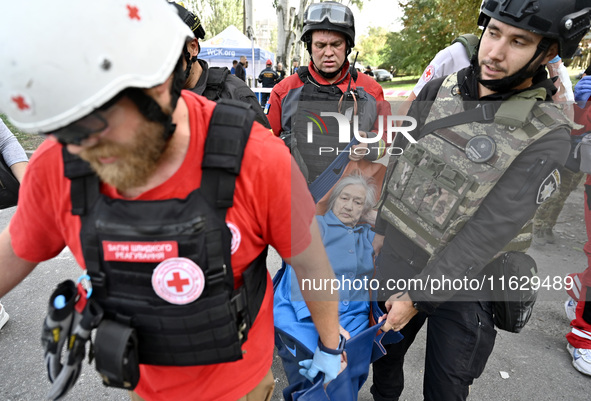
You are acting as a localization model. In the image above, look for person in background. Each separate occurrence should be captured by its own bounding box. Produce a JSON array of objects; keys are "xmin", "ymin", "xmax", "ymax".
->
[
  {"xmin": 0, "ymin": 300, "xmax": 7, "ymax": 330},
  {"xmin": 364, "ymin": 66, "xmax": 374, "ymax": 77},
  {"xmin": 291, "ymin": 59, "xmax": 300, "ymax": 75},
  {"xmin": 231, "ymin": 59, "xmax": 238, "ymax": 75},
  {"xmin": 258, "ymin": 59, "xmax": 279, "ymax": 106},
  {"xmin": 0, "ymin": 118, "xmax": 29, "ymax": 331},
  {"xmin": 235, "ymin": 55, "xmax": 247, "ymax": 82},
  {"xmin": 0, "ymin": 1, "xmax": 341, "ymax": 400},
  {"xmin": 0, "ymin": 119, "xmax": 28, "ymax": 182},
  {"xmin": 276, "ymin": 62, "xmax": 286, "ymax": 83},
  {"xmin": 573, "ymin": 47, "xmax": 585, "ymax": 70},
  {"xmin": 563, "ymin": 74, "xmax": 591, "ymax": 377},
  {"xmin": 171, "ymin": 2, "xmax": 270, "ymax": 128},
  {"xmin": 532, "ymin": 55, "xmax": 581, "ymax": 246},
  {"xmin": 547, "ymin": 55, "xmax": 575, "ymax": 104},
  {"xmin": 396, "ymin": 34, "xmax": 477, "ymax": 117}
]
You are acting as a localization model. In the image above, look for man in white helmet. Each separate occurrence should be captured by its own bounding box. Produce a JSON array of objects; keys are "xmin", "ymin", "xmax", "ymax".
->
[{"xmin": 0, "ymin": 1, "xmax": 342, "ymax": 400}]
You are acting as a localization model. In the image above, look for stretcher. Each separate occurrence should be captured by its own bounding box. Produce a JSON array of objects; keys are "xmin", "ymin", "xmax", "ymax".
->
[{"xmin": 273, "ymin": 264, "xmax": 403, "ymax": 401}]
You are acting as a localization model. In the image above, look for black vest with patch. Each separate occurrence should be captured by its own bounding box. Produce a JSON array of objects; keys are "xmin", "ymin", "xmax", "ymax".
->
[
  {"xmin": 291, "ymin": 67, "xmax": 377, "ymax": 181},
  {"xmin": 63, "ymin": 100, "xmax": 267, "ymax": 366}
]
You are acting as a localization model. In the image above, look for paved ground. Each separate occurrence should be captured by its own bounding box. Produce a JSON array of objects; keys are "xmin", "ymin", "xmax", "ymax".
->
[{"xmin": 0, "ymin": 185, "xmax": 589, "ymax": 400}]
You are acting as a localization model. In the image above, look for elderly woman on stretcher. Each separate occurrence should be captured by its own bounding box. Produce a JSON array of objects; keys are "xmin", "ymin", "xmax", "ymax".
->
[{"xmin": 273, "ymin": 173, "xmax": 402, "ymax": 401}]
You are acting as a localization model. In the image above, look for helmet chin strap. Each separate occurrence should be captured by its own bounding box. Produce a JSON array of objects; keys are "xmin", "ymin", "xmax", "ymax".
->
[
  {"xmin": 182, "ymin": 45, "xmax": 198, "ymax": 81},
  {"xmin": 125, "ymin": 56, "xmax": 186, "ymax": 141},
  {"xmin": 476, "ymin": 38, "xmax": 551, "ymax": 93}
]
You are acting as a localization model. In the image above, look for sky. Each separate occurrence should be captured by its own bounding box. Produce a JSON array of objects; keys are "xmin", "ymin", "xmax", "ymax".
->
[
  {"xmin": 253, "ymin": 0, "xmax": 404, "ymax": 35},
  {"xmin": 350, "ymin": 0, "xmax": 404, "ymax": 34}
]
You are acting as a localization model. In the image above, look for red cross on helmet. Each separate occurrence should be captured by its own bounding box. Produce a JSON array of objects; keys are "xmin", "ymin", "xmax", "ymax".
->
[{"xmin": 0, "ymin": 0, "xmax": 194, "ymax": 134}]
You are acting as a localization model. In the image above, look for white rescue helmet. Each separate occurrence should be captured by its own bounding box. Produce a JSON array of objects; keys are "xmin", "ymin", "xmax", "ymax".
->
[{"xmin": 0, "ymin": 0, "xmax": 194, "ymax": 134}]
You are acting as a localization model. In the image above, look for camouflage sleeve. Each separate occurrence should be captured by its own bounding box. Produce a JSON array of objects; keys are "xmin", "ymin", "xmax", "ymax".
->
[{"xmin": 408, "ymin": 127, "xmax": 571, "ymax": 309}]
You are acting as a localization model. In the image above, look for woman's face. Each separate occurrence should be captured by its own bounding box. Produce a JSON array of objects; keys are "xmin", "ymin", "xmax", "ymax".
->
[{"xmin": 332, "ymin": 184, "xmax": 366, "ymax": 227}]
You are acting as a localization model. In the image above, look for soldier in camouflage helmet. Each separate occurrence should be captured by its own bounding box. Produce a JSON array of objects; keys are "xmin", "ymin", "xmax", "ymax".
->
[{"xmin": 371, "ymin": 1, "xmax": 591, "ymax": 400}]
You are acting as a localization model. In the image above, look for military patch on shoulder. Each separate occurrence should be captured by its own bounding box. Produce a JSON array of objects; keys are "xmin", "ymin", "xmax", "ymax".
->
[{"xmin": 536, "ymin": 169, "xmax": 561, "ymax": 204}]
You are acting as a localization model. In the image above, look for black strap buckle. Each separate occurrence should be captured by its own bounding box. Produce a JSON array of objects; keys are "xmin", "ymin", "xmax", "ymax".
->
[
  {"xmin": 207, "ymin": 263, "xmax": 227, "ymax": 288},
  {"xmin": 481, "ymin": 103, "xmax": 495, "ymax": 121},
  {"xmin": 231, "ymin": 290, "xmax": 251, "ymax": 342}
]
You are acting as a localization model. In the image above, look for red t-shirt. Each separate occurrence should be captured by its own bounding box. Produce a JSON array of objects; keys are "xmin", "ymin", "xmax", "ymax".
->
[{"xmin": 10, "ymin": 91, "xmax": 315, "ymax": 400}]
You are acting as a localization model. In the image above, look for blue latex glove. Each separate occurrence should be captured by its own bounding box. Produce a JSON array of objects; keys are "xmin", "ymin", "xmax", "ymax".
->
[
  {"xmin": 298, "ymin": 346, "xmax": 342, "ymax": 384},
  {"xmin": 575, "ymin": 76, "xmax": 591, "ymax": 107}
]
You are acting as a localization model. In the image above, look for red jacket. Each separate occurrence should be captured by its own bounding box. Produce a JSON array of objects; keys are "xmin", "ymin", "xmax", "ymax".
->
[{"xmin": 267, "ymin": 61, "xmax": 391, "ymax": 142}]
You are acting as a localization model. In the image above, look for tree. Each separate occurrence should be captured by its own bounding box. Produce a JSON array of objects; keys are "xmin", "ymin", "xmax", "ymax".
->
[
  {"xmin": 182, "ymin": 0, "xmax": 243, "ymax": 38},
  {"xmin": 382, "ymin": 0, "xmax": 481, "ymax": 75},
  {"xmin": 274, "ymin": 0, "xmax": 309, "ymax": 68},
  {"xmin": 356, "ymin": 27, "xmax": 389, "ymax": 68},
  {"xmin": 274, "ymin": 0, "xmax": 369, "ymax": 69}
]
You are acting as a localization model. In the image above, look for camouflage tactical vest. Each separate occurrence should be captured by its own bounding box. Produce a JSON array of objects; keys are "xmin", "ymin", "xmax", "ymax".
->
[{"xmin": 380, "ymin": 73, "xmax": 572, "ymax": 257}]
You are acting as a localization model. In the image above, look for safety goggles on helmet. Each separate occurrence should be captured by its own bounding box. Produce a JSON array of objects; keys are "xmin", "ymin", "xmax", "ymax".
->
[{"xmin": 303, "ymin": 2, "xmax": 354, "ymax": 28}]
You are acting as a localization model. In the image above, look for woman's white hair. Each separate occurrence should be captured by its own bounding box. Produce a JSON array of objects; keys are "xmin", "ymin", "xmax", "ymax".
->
[{"xmin": 327, "ymin": 173, "xmax": 377, "ymax": 216}]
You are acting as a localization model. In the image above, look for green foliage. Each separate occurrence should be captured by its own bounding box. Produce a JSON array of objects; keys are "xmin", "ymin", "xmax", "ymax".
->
[
  {"xmin": 0, "ymin": 114, "xmax": 45, "ymax": 151},
  {"xmin": 382, "ymin": 0, "xmax": 481, "ymax": 75},
  {"xmin": 356, "ymin": 27, "xmax": 389, "ymax": 68},
  {"xmin": 182, "ymin": 0, "xmax": 243, "ymax": 38}
]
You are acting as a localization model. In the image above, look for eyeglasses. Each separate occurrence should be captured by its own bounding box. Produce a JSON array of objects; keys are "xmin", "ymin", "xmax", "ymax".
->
[
  {"xmin": 47, "ymin": 92, "xmax": 124, "ymax": 145},
  {"xmin": 303, "ymin": 3, "xmax": 354, "ymax": 28},
  {"xmin": 48, "ymin": 112, "xmax": 109, "ymax": 145}
]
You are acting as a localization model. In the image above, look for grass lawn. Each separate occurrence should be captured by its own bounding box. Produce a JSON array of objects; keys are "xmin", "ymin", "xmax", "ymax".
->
[
  {"xmin": 379, "ymin": 75, "xmax": 420, "ymax": 91},
  {"xmin": 380, "ymin": 81, "xmax": 416, "ymax": 91},
  {"xmin": 1, "ymin": 114, "xmax": 46, "ymax": 152}
]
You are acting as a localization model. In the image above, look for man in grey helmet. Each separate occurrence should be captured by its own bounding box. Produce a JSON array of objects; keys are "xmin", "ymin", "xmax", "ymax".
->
[{"xmin": 372, "ymin": 1, "xmax": 591, "ymax": 400}]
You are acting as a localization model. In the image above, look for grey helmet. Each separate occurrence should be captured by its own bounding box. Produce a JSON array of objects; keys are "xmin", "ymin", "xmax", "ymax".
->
[
  {"xmin": 478, "ymin": 0, "xmax": 591, "ymax": 58},
  {"xmin": 301, "ymin": 1, "xmax": 355, "ymax": 51}
]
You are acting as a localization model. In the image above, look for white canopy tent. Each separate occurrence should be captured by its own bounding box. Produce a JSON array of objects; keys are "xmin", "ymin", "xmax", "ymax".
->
[{"xmin": 199, "ymin": 25, "xmax": 275, "ymax": 86}]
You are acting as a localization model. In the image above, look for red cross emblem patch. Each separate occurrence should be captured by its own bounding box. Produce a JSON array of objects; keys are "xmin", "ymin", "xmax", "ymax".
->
[
  {"xmin": 227, "ymin": 222, "xmax": 241, "ymax": 255},
  {"xmin": 152, "ymin": 257, "xmax": 205, "ymax": 305},
  {"xmin": 422, "ymin": 65, "xmax": 435, "ymax": 83}
]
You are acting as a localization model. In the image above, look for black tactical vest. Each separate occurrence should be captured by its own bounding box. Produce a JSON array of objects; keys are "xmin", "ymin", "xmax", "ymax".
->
[
  {"xmin": 291, "ymin": 67, "xmax": 378, "ymax": 182},
  {"xmin": 63, "ymin": 100, "xmax": 267, "ymax": 366},
  {"xmin": 202, "ymin": 66, "xmax": 230, "ymax": 101}
]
